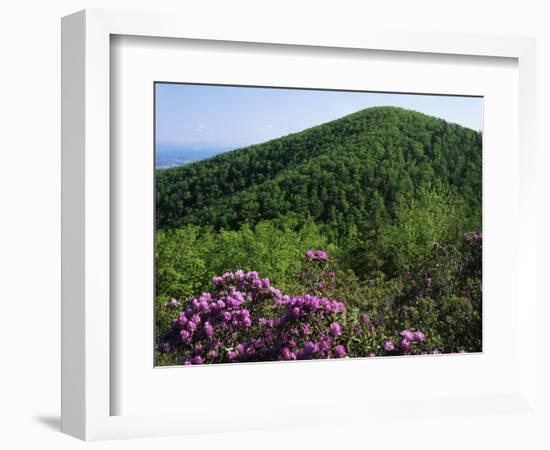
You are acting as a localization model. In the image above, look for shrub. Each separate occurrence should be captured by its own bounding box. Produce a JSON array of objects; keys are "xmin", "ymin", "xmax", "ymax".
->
[{"xmin": 155, "ymin": 249, "xmax": 474, "ymax": 366}]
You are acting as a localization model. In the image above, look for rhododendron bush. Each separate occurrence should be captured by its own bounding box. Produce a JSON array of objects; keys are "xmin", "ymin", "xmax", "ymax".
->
[{"xmin": 156, "ymin": 232, "xmax": 481, "ymax": 365}]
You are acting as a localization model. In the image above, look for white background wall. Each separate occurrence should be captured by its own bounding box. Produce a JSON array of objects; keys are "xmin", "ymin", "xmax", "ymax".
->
[{"xmin": 0, "ymin": 1, "xmax": 548, "ymax": 448}]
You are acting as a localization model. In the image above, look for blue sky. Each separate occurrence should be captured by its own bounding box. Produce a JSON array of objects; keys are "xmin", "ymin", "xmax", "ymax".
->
[{"xmin": 155, "ymin": 83, "xmax": 483, "ymax": 149}]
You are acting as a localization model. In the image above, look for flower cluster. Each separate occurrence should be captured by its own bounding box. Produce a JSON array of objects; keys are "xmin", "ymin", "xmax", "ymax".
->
[
  {"xmin": 304, "ymin": 249, "xmax": 329, "ymax": 261},
  {"xmin": 157, "ymin": 270, "xmax": 284, "ymax": 365},
  {"xmin": 158, "ymin": 260, "xmax": 349, "ymax": 365},
  {"xmin": 274, "ymin": 294, "xmax": 347, "ymax": 360},
  {"xmin": 463, "ymin": 231, "xmax": 482, "ymax": 242},
  {"xmin": 298, "ymin": 249, "xmax": 336, "ymax": 296},
  {"xmin": 381, "ymin": 329, "xmax": 428, "ymax": 355},
  {"xmin": 164, "ymin": 298, "xmax": 181, "ymax": 309}
]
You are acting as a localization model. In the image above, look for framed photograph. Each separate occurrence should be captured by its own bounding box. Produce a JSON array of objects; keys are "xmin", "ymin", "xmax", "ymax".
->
[
  {"xmin": 153, "ymin": 82, "xmax": 484, "ymax": 367},
  {"xmin": 62, "ymin": 9, "xmax": 537, "ymax": 441}
]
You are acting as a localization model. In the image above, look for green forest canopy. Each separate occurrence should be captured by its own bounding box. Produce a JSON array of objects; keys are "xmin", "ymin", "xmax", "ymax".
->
[{"xmin": 156, "ymin": 106, "xmax": 481, "ymax": 232}]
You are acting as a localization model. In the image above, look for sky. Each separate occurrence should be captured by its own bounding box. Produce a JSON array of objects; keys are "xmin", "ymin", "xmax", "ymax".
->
[{"xmin": 155, "ymin": 83, "xmax": 483, "ymax": 149}]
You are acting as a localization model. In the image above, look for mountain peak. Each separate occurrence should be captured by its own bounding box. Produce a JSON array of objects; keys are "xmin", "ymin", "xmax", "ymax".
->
[{"xmin": 156, "ymin": 107, "xmax": 481, "ymax": 231}]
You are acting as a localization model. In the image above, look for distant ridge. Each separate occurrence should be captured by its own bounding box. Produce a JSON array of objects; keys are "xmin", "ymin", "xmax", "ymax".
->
[{"xmin": 156, "ymin": 144, "xmax": 234, "ymax": 169}]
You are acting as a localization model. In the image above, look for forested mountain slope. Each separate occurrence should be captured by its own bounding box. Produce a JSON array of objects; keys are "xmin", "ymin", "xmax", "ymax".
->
[{"xmin": 156, "ymin": 106, "xmax": 482, "ymax": 235}]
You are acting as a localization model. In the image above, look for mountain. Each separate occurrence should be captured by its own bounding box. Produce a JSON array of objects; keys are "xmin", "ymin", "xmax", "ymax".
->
[
  {"xmin": 156, "ymin": 144, "xmax": 235, "ymax": 169},
  {"xmin": 155, "ymin": 107, "xmax": 482, "ymax": 235}
]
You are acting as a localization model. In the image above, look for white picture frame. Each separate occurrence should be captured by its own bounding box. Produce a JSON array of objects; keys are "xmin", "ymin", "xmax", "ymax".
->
[{"xmin": 61, "ymin": 9, "xmax": 537, "ymax": 441}]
